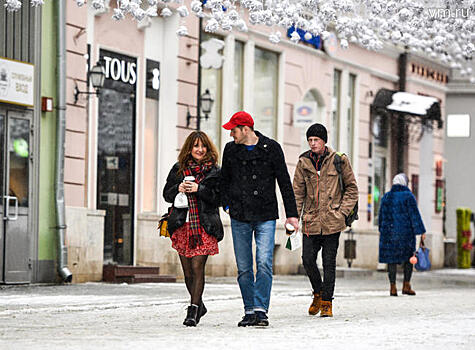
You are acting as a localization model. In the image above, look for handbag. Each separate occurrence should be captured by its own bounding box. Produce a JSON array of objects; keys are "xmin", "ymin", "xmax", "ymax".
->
[
  {"xmin": 415, "ymin": 236, "xmax": 431, "ymax": 271},
  {"xmin": 157, "ymin": 207, "xmax": 173, "ymax": 238}
]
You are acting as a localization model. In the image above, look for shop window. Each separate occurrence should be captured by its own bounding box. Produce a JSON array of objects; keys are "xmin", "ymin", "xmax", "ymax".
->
[
  {"xmin": 347, "ymin": 74, "xmax": 356, "ymax": 162},
  {"xmin": 299, "ymin": 89, "xmax": 326, "ymax": 152},
  {"xmin": 331, "ymin": 69, "xmax": 341, "ymax": 149},
  {"xmin": 371, "ymin": 113, "xmax": 388, "ymax": 148},
  {"xmin": 254, "ymin": 47, "xmax": 278, "ymax": 138},
  {"xmin": 371, "ymin": 108, "xmax": 391, "ymax": 226},
  {"xmin": 373, "ymin": 154, "xmax": 387, "ymax": 226},
  {"xmin": 200, "ymin": 33, "xmax": 223, "ymax": 146}
]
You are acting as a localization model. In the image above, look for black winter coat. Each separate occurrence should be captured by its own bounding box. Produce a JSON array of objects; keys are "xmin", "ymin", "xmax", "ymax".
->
[
  {"xmin": 221, "ymin": 131, "xmax": 298, "ymax": 222},
  {"xmin": 163, "ymin": 163, "xmax": 224, "ymax": 241}
]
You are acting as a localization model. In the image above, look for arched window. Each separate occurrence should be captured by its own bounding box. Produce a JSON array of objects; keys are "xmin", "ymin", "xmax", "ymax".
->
[{"xmin": 298, "ymin": 88, "xmax": 326, "ymax": 152}]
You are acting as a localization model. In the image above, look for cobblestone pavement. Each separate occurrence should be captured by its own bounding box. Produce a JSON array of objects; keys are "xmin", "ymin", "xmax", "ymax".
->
[{"xmin": 1, "ymin": 270, "xmax": 474, "ymax": 350}]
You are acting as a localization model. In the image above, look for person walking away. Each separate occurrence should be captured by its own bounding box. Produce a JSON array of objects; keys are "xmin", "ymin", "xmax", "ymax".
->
[
  {"xmin": 163, "ymin": 131, "xmax": 223, "ymax": 326},
  {"xmin": 221, "ymin": 111, "xmax": 299, "ymax": 327},
  {"xmin": 378, "ymin": 173, "xmax": 426, "ymax": 296},
  {"xmin": 292, "ymin": 123, "xmax": 358, "ymax": 317}
]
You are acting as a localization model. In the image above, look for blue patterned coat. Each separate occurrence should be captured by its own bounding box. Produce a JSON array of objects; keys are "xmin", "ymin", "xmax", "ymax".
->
[{"xmin": 378, "ymin": 184, "xmax": 426, "ymax": 264}]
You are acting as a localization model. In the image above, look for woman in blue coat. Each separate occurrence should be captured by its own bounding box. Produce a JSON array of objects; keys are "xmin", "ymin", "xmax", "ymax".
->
[{"xmin": 378, "ymin": 173, "xmax": 426, "ymax": 296}]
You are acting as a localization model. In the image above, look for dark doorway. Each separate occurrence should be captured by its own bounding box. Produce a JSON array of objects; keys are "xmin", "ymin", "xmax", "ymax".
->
[{"xmin": 97, "ymin": 50, "xmax": 137, "ymax": 265}]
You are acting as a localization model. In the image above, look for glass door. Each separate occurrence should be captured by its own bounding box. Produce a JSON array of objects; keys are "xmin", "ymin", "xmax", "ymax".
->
[
  {"xmin": 97, "ymin": 85, "xmax": 135, "ymax": 265},
  {"xmin": 1, "ymin": 109, "xmax": 32, "ymax": 283},
  {"xmin": 373, "ymin": 152, "xmax": 386, "ymax": 226},
  {"xmin": 97, "ymin": 50, "xmax": 136, "ymax": 265}
]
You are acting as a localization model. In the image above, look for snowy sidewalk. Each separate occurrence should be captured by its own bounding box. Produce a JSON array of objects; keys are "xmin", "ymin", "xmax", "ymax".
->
[{"xmin": 0, "ymin": 273, "xmax": 474, "ymax": 350}]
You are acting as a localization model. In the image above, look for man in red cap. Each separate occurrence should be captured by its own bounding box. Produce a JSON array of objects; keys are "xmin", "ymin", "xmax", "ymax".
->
[{"xmin": 221, "ymin": 111, "xmax": 299, "ymax": 327}]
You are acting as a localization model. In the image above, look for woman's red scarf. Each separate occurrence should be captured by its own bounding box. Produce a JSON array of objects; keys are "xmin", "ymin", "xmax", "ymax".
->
[{"xmin": 183, "ymin": 160, "xmax": 213, "ymax": 249}]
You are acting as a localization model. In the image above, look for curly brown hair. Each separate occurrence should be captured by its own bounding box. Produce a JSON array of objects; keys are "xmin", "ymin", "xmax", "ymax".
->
[{"xmin": 177, "ymin": 131, "xmax": 219, "ymax": 174}]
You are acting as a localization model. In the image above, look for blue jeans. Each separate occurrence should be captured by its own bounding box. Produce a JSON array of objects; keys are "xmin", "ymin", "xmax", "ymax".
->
[{"xmin": 230, "ymin": 219, "xmax": 276, "ymax": 313}]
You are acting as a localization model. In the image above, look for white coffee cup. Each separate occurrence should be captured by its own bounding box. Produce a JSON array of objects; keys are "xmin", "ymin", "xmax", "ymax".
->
[
  {"xmin": 285, "ymin": 223, "xmax": 295, "ymax": 235},
  {"xmin": 184, "ymin": 176, "xmax": 195, "ymax": 182}
]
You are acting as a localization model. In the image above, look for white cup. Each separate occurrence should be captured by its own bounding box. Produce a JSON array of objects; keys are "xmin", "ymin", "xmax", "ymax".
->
[
  {"xmin": 285, "ymin": 223, "xmax": 295, "ymax": 235},
  {"xmin": 184, "ymin": 176, "xmax": 195, "ymax": 182}
]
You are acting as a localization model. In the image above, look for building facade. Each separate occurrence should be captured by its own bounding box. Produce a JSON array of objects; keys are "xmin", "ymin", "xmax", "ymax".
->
[
  {"xmin": 444, "ymin": 61, "xmax": 475, "ymax": 267},
  {"xmin": 1, "ymin": 2, "xmax": 450, "ymax": 285},
  {"xmin": 61, "ymin": 2, "xmax": 450, "ymax": 282},
  {"xmin": 0, "ymin": 1, "xmax": 44, "ymax": 284}
]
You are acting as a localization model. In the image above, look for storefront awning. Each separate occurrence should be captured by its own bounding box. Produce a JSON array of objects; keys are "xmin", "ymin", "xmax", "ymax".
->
[{"xmin": 372, "ymin": 88, "xmax": 442, "ymax": 128}]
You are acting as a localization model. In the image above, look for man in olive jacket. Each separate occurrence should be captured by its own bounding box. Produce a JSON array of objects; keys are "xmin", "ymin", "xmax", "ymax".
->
[
  {"xmin": 221, "ymin": 111, "xmax": 299, "ymax": 327},
  {"xmin": 293, "ymin": 123, "xmax": 358, "ymax": 317}
]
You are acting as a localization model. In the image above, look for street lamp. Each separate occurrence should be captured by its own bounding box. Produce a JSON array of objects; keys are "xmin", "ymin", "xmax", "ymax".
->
[
  {"xmin": 200, "ymin": 89, "xmax": 214, "ymax": 118},
  {"xmin": 74, "ymin": 61, "xmax": 106, "ymax": 104},
  {"xmin": 186, "ymin": 89, "xmax": 215, "ymax": 129}
]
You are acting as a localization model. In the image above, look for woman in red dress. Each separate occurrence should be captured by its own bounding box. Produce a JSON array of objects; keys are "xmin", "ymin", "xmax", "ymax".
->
[{"xmin": 163, "ymin": 131, "xmax": 223, "ymax": 327}]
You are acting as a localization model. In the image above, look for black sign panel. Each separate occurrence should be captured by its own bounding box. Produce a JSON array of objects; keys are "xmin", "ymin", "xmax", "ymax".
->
[
  {"xmin": 146, "ymin": 59, "xmax": 160, "ymax": 100},
  {"xmin": 99, "ymin": 49, "xmax": 137, "ymax": 94}
]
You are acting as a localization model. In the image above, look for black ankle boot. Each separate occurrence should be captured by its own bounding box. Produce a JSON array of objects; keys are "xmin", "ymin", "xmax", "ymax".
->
[
  {"xmin": 196, "ymin": 302, "xmax": 207, "ymax": 324},
  {"xmin": 184, "ymin": 305, "xmax": 199, "ymax": 327}
]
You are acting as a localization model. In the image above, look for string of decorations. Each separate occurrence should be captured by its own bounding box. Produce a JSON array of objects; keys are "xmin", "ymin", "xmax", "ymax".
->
[{"xmin": 4, "ymin": 0, "xmax": 475, "ymax": 82}]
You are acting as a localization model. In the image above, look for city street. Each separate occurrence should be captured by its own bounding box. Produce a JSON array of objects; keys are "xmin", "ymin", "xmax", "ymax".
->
[{"xmin": 1, "ymin": 270, "xmax": 474, "ymax": 350}]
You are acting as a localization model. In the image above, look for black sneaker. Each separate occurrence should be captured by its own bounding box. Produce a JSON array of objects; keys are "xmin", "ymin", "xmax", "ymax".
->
[
  {"xmin": 255, "ymin": 311, "xmax": 269, "ymax": 326},
  {"xmin": 237, "ymin": 313, "xmax": 257, "ymax": 327}
]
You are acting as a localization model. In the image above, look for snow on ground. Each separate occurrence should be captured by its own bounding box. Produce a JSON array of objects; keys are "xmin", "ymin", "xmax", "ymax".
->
[
  {"xmin": 0, "ymin": 274, "xmax": 474, "ymax": 350},
  {"xmin": 430, "ymin": 268, "xmax": 475, "ymax": 276}
]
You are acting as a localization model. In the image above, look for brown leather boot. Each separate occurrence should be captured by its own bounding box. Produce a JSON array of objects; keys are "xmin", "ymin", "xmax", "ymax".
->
[
  {"xmin": 320, "ymin": 300, "xmax": 333, "ymax": 317},
  {"xmin": 308, "ymin": 292, "xmax": 321, "ymax": 315},
  {"xmin": 390, "ymin": 283, "xmax": 398, "ymax": 296},
  {"xmin": 402, "ymin": 281, "xmax": 416, "ymax": 295}
]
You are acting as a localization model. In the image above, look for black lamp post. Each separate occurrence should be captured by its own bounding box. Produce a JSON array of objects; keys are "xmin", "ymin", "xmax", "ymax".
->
[
  {"xmin": 186, "ymin": 89, "xmax": 214, "ymax": 129},
  {"xmin": 74, "ymin": 61, "xmax": 106, "ymax": 104}
]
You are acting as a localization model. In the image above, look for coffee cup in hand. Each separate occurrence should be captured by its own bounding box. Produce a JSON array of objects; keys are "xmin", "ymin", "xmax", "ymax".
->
[
  {"xmin": 183, "ymin": 176, "xmax": 195, "ymax": 182},
  {"xmin": 285, "ymin": 223, "xmax": 295, "ymax": 235}
]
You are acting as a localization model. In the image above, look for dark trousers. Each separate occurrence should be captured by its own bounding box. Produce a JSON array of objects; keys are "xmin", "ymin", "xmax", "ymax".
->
[
  {"xmin": 387, "ymin": 261, "xmax": 413, "ymax": 284},
  {"xmin": 302, "ymin": 232, "xmax": 340, "ymax": 301}
]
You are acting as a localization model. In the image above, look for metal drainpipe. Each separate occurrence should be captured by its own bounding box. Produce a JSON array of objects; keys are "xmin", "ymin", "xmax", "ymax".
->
[{"xmin": 55, "ymin": 0, "xmax": 72, "ymax": 283}]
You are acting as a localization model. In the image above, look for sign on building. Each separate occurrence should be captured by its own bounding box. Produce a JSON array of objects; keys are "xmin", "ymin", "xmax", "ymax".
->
[
  {"xmin": 0, "ymin": 57, "xmax": 34, "ymax": 107},
  {"xmin": 293, "ymin": 101, "xmax": 318, "ymax": 128},
  {"xmin": 146, "ymin": 59, "xmax": 160, "ymax": 100}
]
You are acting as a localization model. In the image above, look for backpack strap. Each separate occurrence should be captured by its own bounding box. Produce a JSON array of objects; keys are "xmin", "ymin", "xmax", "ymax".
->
[{"xmin": 333, "ymin": 152, "xmax": 345, "ymax": 195}]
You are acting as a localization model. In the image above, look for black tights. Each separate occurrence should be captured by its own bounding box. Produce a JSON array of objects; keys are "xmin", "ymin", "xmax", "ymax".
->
[
  {"xmin": 179, "ymin": 255, "xmax": 208, "ymax": 305},
  {"xmin": 387, "ymin": 261, "xmax": 413, "ymax": 284}
]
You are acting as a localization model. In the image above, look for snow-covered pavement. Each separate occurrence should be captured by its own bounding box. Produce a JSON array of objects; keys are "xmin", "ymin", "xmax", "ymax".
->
[{"xmin": 1, "ymin": 272, "xmax": 474, "ymax": 350}]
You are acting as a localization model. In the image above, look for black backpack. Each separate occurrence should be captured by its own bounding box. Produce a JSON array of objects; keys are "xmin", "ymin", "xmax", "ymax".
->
[{"xmin": 333, "ymin": 153, "xmax": 359, "ymax": 227}]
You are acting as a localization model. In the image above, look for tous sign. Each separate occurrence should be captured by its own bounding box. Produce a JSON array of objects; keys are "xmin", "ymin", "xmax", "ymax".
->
[{"xmin": 102, "ymin": 56, "xmax": 137, "ymax": 85}]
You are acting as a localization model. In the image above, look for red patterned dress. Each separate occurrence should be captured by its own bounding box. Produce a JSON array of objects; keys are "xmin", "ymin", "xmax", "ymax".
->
[
  {"xmin": 171, "ymin": 223, "xmax": 219, "ymax": 258},
  {"xmin": 171, "ymin": 161, "xmax": 219, "ymax": 258}
]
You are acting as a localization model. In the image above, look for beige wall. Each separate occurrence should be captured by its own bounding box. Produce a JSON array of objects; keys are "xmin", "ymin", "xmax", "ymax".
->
[
  {"xmin": 65, "ymin": 2, "xmax": 88, "ymax": 207},
  {"xmin": 66, "ymin": 207, "xmax": 105, "ymax": 283}
]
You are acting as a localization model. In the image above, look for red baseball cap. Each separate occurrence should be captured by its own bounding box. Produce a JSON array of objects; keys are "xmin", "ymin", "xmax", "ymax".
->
[{"xmin": 222, "ymin": 111, "xmax": 254, "ymax": 130}]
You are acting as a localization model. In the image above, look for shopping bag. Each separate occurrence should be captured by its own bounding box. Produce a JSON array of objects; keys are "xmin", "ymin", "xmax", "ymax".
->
[
  {"xmin": 285, "ymin": 231, "xmax": 302, "ymax": 251},
  {"xmin": 174, "ymin": 192, "xmax": 188, "ymax": 208},
  {"xmin": 415, "ymin": 246, "xmax": 431, "ymax": 271}
]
